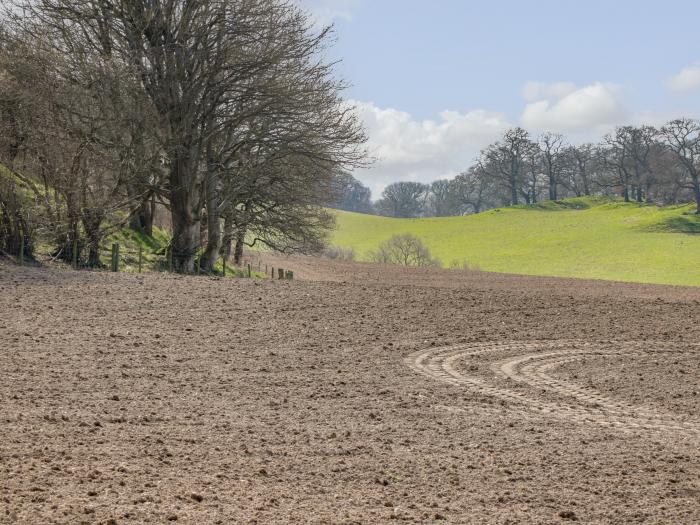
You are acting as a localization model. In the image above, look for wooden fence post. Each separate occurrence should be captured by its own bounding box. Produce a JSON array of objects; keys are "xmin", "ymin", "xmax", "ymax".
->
[
  {"xmin": 18, "ymin": 227, "xmax": 24, "ymax": 266},
  {"xmin": 222, "ymin": 254, "xmax": 227, "ymax": 276},
  {"xmin": 196, "ymin": 254, "xmax": 200, "ymax": 275},
  {"xmin": 168, "ymin": 245, "xmax": 173, "ymax": 273},
  {"xmin": 138, "ymin": 244, "xmax": 143, "ymax": 273},
  {"xmin": 247, "ymin": 263, "xmax": 251, "ymax": 278},
  {"xmin": 72, "ymin": 236, "xmax": 79, "ymax": 269},
  {"xmin": 278, "ymin": 268, "xmax": 284, "ymax": 280},
  {"xmin": 111, "ymin": 243, "xmax": 120, "ymax": 272}
]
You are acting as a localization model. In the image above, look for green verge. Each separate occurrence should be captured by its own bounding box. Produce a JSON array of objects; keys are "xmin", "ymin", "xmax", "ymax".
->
[
  {"xmin": 330, "ymin": 197, "xmax": 700, "ymax": 287},
  {"xmin": 104, "ymin": 227, "xmax": 266, "ymax": 278}
]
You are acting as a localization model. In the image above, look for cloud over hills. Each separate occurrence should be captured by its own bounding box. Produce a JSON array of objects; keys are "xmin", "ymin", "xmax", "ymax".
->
[
  {"xmin": 350, "ymin": 100, "xmax": 510, "ymax": 195},
  {"xmin": 667, "ymin": 63, "xmax": 700, "ymax": 93}
]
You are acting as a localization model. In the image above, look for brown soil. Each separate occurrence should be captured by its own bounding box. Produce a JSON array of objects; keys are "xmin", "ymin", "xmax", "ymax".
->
[{"xmin": 1, "ymin": 256, "xmax": 699, "ymax": 524}]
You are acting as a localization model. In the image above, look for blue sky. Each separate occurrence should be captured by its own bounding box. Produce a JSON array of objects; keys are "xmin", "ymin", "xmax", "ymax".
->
[{"xmin": 301, "ymin": 0, "xmax": 700, "ymax": 195}]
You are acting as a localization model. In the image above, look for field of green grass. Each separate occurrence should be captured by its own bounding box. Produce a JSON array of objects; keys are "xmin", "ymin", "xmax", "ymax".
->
[{"xmin": 330, "ymin": 197, "xmax": 700, "ymax": 286}]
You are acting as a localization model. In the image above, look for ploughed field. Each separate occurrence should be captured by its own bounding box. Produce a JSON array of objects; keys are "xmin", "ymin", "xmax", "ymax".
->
[{"xmin": 1, "ymin": 257, "xmax": 699, "ymax": 524}]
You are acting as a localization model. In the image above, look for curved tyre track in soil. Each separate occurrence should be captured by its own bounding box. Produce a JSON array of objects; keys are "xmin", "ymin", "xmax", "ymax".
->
[{"xmin": 407, "ymin": 340, "xmax": 700, "ymax": 439}]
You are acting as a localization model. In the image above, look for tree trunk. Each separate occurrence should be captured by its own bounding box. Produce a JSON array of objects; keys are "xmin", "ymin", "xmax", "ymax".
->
[
  {"xmin": 233, "ymin": 227, "xmax": 245, "ymax": 266},
  {"xmin": 126, "ymin": 182, "xmax": 154, "ymax": 237},
  {"xmin": 510, "ymin": 175, "xmax": 519, "ymax": 206},
  {"xmin": 169, "ymin": 153, "xmax": 199, "ymax": 273},
  {"xmin": 58, "ymin": 221, "xmax": 80, "ymax": 265},
  {"xmin": 623, "ymin": 186, "xmax": 630, "ymax": 202},
  {"xmin": 221, "ymin": 212, "xmax": 234, "ymax": 259},
  {"xmin": 691, "ymin": 173, "xmax": 700, "ymax": 214},
  {"xmin": 133, "ymin": 198, "xmax": 154, "ymax": 236},
  {"xmin": 549, "ymin": 175, "xmax": 557, "ymax": 200},
  {"xmin": 82, "ymin": 211, "xmax": 104, "ymax": 267},
  {"xmin": 201, "ymin": 179, "xmax": 221, "ymax": 272}
]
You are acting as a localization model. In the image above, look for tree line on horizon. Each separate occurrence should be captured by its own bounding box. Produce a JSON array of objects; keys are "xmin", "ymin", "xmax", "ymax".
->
[
  {"xmin": 336, "ymin": 122, "xmax": 700, "ymax": 218},
  {"xmin": 0, "ymin": 0, "xmax": 367, "ymax": 272}
]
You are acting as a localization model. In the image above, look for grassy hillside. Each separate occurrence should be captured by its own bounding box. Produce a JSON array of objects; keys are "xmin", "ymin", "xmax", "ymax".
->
[{"xmin": 330, "ymin": 197, "xmax": 700, "ymax": 286}]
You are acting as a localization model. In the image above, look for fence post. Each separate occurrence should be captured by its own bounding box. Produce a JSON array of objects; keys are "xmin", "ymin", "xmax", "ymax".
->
[
  {"xmin": 286, "ymin": 270, "xmax": 293, "ymax": 280},
  {"xmin": 222, "ymin": 254, "xmax": 227, "ymax": 276},
  {"xmin": 138, "ymin": 244, "xmax": 143, "ymax": 274},
  {"xmin": 247, "ymin": 263, "xmax": 251, "ymax": 278},
  {"xmin": 111, "ymin": 243, "xmax": 120, "ymax": 272},
  {"xmin": 196, "ymin": 254, "xmax": 200, "ymax": 275},
  {"xmin": 18, "ymin": 227, "xmax": 24, "ymax": 266},
  {"xmin": 278, "ymin": 268, "xmax": 284, "ymax": 280},
  {"xmin": 72, "ymin": 236, "xmax": 79, "ymax": 269},
  {"xmin": 168, "ymin": 245, "xmax": 173, "ymax": 273}
]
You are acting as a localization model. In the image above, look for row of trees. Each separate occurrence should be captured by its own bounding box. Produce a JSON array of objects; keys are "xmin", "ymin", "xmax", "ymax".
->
[
  {"xmin": 0, "ymin": 0, "xmax": 366, "ymax": 272},
  {"xmin": 338, "ymin": 122, "xmax": 700, "ymax": 218}
]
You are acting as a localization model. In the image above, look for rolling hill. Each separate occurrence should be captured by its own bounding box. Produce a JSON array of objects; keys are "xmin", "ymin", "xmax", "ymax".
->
[{"xmin": 330, "ymin": 197, "xmax": 700, "ymax": 286}]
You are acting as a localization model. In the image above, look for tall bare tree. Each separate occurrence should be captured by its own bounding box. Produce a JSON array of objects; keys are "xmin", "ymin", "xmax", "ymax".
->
[
  {"xmin": 481, "ymin": 127, "xmax": 534, "ymax": 206},
  {"xmin": 659, "ymin": 118, "xmax": 700, "ymax": 214},
  {"xmin": 539, "ymin": 132, "xmax": 565, "ymax": 200}
]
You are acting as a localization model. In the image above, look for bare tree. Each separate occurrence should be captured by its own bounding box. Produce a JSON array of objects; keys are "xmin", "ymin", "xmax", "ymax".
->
[
  {"xmin": 376, "ymin": 182, "xmax": 427, "ymax": 217},
  {"xmin": 481, "ymin": 127, "xmax": 534, "ymax": 206},
  {"xmin": 369, "ymin": 233, "xmax": 440, "ymax": 267},
  {"xmin": 539, "ymin": 132, "xmax": 565, "ymax": 200},
  {"xmin": 659, "ymin": 118, "xmax": 700, "ymax": 214},
  {"xmin": 450, "ymin": 166, "xmax": 501, "ymax": 214},
  {"xmin": 333, "ymin": 173, "xmax": 373, "ymax": 214},
  {"xmin": 8, "ymin": 0, "xmax": 366, "ymax": 272},
  {"xmin": 426, "ymin": 179, "xmax": 457, "ymax": 217},
  {"xmin": 0, "ymin": 30, "xmax": 137, "ymax": 266},
  {"xmin": 561, "ymin": 143, "xmax": 595, "ymax": 196}
]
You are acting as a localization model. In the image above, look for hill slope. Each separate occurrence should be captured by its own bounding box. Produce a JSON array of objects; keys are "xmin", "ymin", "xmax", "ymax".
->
[{"xmin": 330, "ymin": 198, "xmax": 700, "ymax": 286}]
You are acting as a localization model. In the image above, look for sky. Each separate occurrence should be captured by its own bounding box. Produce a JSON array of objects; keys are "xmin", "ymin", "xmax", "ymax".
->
[{"xmin": 299, "ymin": 0, "xmax": 700, "ymax": 197}]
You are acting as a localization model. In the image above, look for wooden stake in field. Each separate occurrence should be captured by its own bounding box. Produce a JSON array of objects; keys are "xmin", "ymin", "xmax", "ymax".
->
[
  {"xmin": 138, "ymin": 244, "xmax": 143, "ymax": 273},
  {"xmin": 111, "ymin": 243, "xmax": 120, "ymax": 272},
  {"xmin": 168, "ymin": 245, "xmax": 173, "ymax": 273},
  {"xmin": 247, "ymin": 263, "xmax": 251, "ymax": 278},
  {"xmin": 278, "ymin": 268, "xmax": 284, "ymax": 280},
  {"xmin": 72, "ymin": 236, "xmax": 79, "ymax": 269},
  {"xmin": 222, "ymin": 254, "xmax": 227, "ymax": 276},
  {"xmin": 18, "ymin": 226, "xmax": 24, "ymax": 266}
]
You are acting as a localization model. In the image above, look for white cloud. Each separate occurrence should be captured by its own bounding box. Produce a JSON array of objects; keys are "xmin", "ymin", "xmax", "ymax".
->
[
  {"xmin": 300, "ymin": 0, "xmax": 362, "ymax": 27},
  {"xmin": 520, "ymin": 82, "xmax": 628, "ymax": 134},
  {"xmin": 667, "ymin": 63, "xmax": 700, "ymax": 93},
  {"xmin": 347, "ymin": 83, "xmax": 668, "ymax": 197},
  {"xmin": 349, "ymin": 100, "xmax": 511, "ymax": 196},
  {"xmin": 522, "ymin": 81, "xmax": 577, "ymax": 102}
]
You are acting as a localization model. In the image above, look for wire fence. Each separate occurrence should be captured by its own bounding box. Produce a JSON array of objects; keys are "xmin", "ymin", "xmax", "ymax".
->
[{"xmin": 91, "ymin": 242, "xmax": 293, "ymax": 280}]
